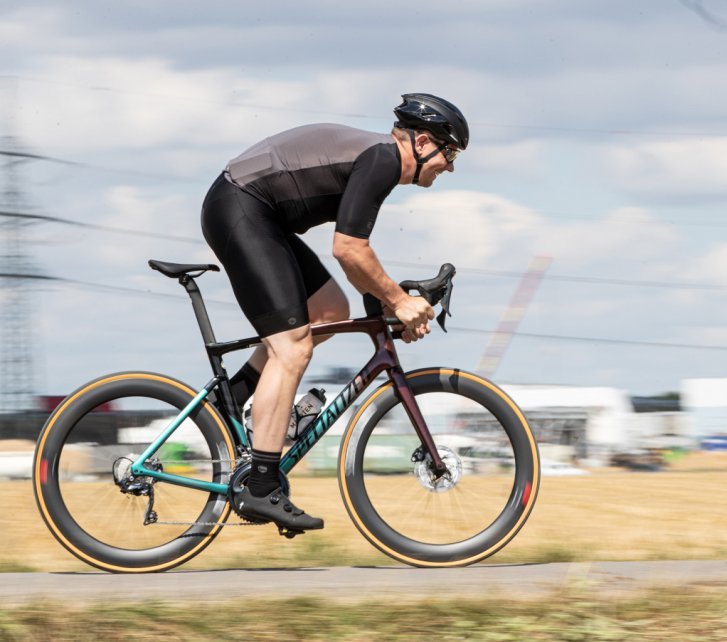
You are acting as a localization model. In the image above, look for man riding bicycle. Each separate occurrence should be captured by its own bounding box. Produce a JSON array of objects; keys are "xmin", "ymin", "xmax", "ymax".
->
[{"xmin": 201, "ymin": 93, "xmax": 469, "ymax": 533}]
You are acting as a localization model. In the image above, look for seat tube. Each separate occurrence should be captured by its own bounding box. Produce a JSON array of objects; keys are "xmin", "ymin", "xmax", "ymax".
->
[{"xmin": 389, "ymin": 367, "xmax": 446, "ymax": 473}]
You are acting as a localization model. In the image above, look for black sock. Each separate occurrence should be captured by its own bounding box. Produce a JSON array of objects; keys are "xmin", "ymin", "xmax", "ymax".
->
[
  {"xmin": 208, "ymin": 361, "xmax": 260, "ymax": 408},
  {"xmin": 247, "ymin": 448, "xmax": 281, "ymax": 497},
  {"xmin": 230, "ymin": 361, "xmax": 261, "ymax": 406}
]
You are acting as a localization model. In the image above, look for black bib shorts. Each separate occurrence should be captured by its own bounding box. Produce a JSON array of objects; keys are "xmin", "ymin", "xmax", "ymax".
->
[{"xmin": 201, "ymin": 174, "xmax": 331, "ymax": 338}]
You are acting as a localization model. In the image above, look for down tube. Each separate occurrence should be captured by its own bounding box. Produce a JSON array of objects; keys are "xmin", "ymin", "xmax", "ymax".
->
[{"xmin": 280, "ymin": 369, "xmax": 376, "ymax": 474}]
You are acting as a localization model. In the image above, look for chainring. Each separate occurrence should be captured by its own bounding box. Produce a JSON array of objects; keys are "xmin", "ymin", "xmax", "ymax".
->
[{"xmin": 227, "ymin": 462, "xmax": 291, "ymax": 523}]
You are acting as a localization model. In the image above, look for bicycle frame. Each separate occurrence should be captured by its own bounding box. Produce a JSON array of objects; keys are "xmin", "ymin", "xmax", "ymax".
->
[{"xmin": 129, "ymin": 273, "xmax": 445, "ymax": 494}]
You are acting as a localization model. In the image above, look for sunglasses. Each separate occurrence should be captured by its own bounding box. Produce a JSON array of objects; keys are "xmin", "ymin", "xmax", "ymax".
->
[{"xmin": 427, "ymin": 136, "xmax": 459, "ymax": 163}]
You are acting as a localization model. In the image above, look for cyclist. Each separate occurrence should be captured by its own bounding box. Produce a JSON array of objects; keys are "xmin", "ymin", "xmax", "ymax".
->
[{"xmin": 201, "ymin": 93, "xmax": 469, "ymax": 532}]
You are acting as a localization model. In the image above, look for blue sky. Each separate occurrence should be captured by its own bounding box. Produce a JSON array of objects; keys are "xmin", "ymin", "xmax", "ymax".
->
[{"xmin": 2, "ymin": 0, "xmax": 727, "ymax": 402}]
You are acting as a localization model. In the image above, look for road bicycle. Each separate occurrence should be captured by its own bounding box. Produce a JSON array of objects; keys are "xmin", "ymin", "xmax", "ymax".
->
[{"xmin": 33, "ymin": 259, "xmax": 540, "ymax": 573}]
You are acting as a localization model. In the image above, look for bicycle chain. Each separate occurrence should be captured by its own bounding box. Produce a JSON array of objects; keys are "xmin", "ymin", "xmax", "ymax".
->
[
  {"xmin": 151, "ymin": 520, "xmax": 264, "ymax": 527},
  {"xmin": 152, "ymin": 458, "xmax": 237, "ymax": 465},
  {"xmin": 143, "ymin": 456, "xmax": 257, "ymax": 528}
]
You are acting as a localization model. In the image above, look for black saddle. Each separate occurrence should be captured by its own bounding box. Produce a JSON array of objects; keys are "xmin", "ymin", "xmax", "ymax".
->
[{"xmin": 148, "ymin": 259, "xmax": 220, "ymax": 279}]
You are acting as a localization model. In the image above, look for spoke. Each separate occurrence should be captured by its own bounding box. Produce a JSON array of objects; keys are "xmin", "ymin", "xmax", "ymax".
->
[{"xmin": 359, "ymin": 392, "xmax": 522, "ymax": 544}]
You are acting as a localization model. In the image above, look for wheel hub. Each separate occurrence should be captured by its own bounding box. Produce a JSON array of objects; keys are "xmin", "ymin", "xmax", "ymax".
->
[
  {"xmin": 112, "ymin": 455, "xmax": 161, "ymax": 496},
  {"xmin": 413, "ymin": 445, "xmax": 462, "ymax": 492},
  {"xmin": 112, "ymin": 455, "xmax": 163, "ymax": 525}
]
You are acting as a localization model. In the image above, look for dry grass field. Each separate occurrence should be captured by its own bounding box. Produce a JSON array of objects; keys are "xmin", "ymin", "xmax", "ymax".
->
[
  {"xmin": 1, "ymin": 450, "xmax": 725, "ymax": 572},
  {"xmin": 3, "ymin": 590, "xmax": 727, "ymax": 641}
]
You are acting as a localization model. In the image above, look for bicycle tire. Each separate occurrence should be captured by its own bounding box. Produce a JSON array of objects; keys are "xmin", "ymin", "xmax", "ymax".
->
[
  {"xmin": 33, "ymin": 372, "xmax": 236, "ymax": 573},
  {"xmin": 338, "ymin": 368, "xmax": 539, "ymax": 567}
]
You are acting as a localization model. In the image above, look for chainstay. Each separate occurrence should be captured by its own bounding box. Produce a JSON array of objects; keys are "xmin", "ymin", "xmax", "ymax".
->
[{"xmin": 139, "ymin": 457, "xmax": 254, "ymax": 527}]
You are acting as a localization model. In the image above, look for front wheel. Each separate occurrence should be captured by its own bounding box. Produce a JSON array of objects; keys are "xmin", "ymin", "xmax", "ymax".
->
[
  {"xmin": 33, "ymin": 372, "xmax": 237, "ymax": 573},
  {"xmin": 338, "ymin": 368, "xmax": 540, "ymax": 567}
]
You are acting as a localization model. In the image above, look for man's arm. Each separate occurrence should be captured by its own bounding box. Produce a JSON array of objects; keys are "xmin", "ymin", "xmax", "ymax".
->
[{"xmin": 332, "ymin": 232, "xmax": 434, "ymax": 334}]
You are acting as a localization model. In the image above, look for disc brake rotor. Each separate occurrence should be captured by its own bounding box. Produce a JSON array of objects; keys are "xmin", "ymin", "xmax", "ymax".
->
[{"xmin": 413, "ymin": 445, "xmax": 462, "ymax": 492}]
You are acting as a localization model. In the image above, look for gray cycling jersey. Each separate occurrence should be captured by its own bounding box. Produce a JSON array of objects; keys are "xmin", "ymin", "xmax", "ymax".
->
[{"xmin": 225, "ymin": 123, "xmax": 401, "ymax": 238}]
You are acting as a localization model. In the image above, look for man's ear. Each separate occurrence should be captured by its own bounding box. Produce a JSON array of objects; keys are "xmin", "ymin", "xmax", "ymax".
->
[{"xmin": 414, "ymin": 132, "xmax": 430, "ymax": 153}]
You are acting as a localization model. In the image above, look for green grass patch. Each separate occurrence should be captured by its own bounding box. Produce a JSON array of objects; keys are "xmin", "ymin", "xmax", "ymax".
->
[
  {"xmin": 1, "ymin": 588, "xmax": 726, "ymax": 641},
  {"xmin": 513, "ymin": 545, "xmax": 580, "ymax": 565}
]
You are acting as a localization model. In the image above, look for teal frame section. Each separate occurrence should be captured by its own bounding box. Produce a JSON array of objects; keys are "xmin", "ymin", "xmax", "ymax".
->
[
  {"xmin": 125, "ymin": 350, "xmax": 383, "ymax": 495},
  {"xmin": 128, "ymin": 384, "xmax": 231, "ymax": 494},
  {"xmin": 130, "ymin": 386, "xmax": 212, "ymax": 473}
]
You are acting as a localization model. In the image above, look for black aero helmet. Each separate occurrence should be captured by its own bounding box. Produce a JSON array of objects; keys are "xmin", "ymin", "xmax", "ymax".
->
[{"xmin": 394, "ymin": 93, "xmax": 469, "ymax": 150}]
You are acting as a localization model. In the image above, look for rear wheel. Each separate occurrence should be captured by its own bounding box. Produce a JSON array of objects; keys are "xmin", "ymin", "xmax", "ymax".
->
[
  {"xmin": 338, "ymin": 368, "xmax": 539, "ymax": 567},
  {"xmin": 33, "ymin": 372, "xmax": 236, "ymax": 573}
]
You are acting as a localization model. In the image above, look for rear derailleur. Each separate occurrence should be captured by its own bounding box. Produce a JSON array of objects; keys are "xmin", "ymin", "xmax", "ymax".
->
[{"xmin": 112, "ymin": 456, "xmax": 162, "ymax": 525}]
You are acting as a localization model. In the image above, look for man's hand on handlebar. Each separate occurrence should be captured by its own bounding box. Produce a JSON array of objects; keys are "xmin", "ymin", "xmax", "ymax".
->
[
  {"xmin": 387, "ymin": 296, "xmax": 435, "ymax": 344},
  {"xmin": 362, "ymin": 263, "xmax": 456, "ymax": 338}
]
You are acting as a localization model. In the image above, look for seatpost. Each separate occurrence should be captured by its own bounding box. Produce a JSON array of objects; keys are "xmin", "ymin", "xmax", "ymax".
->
[
  {"xmin": 179, "ymin": 275, "xmax": 217, "ymax": 345},
  {"xmin": 177, "ymin": 274, "xmax": 240, "ymax": 418}
]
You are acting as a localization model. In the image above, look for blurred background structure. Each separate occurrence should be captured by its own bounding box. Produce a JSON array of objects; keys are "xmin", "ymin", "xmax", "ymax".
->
[{"xmin": 0, "ymin": 77, "xmax": 38, "ymax": 414}]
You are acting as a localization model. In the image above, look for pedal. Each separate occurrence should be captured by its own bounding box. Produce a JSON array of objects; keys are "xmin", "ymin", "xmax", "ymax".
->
[{"xmin": 278, "ymin": 526, "xmax": 305, "ymax": 539}]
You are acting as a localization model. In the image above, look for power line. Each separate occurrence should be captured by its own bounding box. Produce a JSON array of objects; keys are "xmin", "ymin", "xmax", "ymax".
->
[
  {"xmin": 0, "ymin": 149, "xmax": 191, "ymax": 183},
  {"xmin": 1, "ymin": 207, "xmax": 723, "ymax": 293},
  {"xmin": 5, "ymin": 270, "xmax": 724, "ymax": 352},
  {"xmin": 541, "ymin": 211, "xmax": 727, "ymax": 229},
  {"xmin": 0, "ymin": 270, "xmax": 236, "ymax": 306},
  {"xmin": 0, "ymin": 149, "xmax": 80, "ymax": 166},
  {"xmin": 679, "ymin": 0, "xmax": 727, "ymax": 32},
  {"xmin": 449, "ymin": 325, "xmax": 727, "ymax": 352},
  {"xmin": 382, "ymin": 259, "xmax": 727, "ymax": 292},
  {"xmin": 0, "ymin": 209, "xmax": 200, "ymax": 243},
  {"xmin": 0, "ymin": 271, "xmax": 55, "ymax": 281},
  {"xmin": 2, "ymin": 206, "xmax": 725, "ymax": 293}
]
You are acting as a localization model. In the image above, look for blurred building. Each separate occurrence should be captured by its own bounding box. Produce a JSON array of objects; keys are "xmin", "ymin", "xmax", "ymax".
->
[
  {"xmin": 681, "ymin": 378, "xmax": 727, "ymax": 451},
  {"xmin": 0, "ymin": 378, "xmax": 722, "ymax": 479}
]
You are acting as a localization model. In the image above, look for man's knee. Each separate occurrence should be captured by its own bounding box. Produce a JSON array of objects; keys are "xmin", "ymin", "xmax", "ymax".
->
[{"xmin": 264, "ymin": 327, "xmax": 313, "ymax": 372}]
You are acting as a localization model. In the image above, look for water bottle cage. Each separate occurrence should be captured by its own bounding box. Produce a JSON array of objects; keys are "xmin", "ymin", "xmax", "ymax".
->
[{"xmin": 287, "ymin": 389, "xmax": 326, "ymax": 441}]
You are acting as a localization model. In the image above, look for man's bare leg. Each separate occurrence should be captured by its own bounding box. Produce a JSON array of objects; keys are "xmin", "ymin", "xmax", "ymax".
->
[
  {"xmin": 229, "ymin": 278, "xmax": 350, "ymax": 407},
  {"xmin": 251, "ymin": 324, "xmax": 313, "ymax": 453},
  {"xmin": 234, "ymin": 324, "xmax": 324, "ymax": 531}
]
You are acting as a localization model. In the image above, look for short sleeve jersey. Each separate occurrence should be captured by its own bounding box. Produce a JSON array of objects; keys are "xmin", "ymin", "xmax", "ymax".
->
[{"xmin": 225, "ymin": 124, "xmax": 401, "ymax": 238}]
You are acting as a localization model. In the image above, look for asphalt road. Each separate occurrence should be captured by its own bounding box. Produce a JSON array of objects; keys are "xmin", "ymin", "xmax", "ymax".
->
[{"xmin": 1, "ymin": 560, "xmax": 725, "ymax": 605}]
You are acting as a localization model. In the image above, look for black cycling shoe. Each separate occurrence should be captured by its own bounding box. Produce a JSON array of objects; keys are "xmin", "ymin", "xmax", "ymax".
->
[{"xmin": 235, "ymin": 486, "xmax": 324, "ymax": 531}]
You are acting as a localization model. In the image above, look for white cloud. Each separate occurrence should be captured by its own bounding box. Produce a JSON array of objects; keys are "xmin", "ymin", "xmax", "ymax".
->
[
  {"xmin": 684, "ymin": 243, "xmax": 727, "ymax": 287},
  {"xmin": 0, "ymin": 7, "xmax": 65, "ymax": 51},
  {"xmin": 376, "ymin": 191, "xmax": 680, "ymax": 276},
  {"xmin": 15, "ymin": 56, "xmax": 321, "ymax": 153},
  {"xmin": 375, "ymin": 190, "xmax": 539, "ymax": 268},
  {"xmin": 605, "ymin": 138, "xmax": 727, "ymax": 200}
]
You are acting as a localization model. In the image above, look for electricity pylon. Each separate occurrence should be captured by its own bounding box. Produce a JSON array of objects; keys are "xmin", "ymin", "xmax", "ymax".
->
[{"xmin": 0, "ymin": 77, "xmax": 37, "ymax": 412}]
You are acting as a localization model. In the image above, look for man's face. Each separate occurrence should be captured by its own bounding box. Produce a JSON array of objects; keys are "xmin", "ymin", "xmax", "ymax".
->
[{"xmin": 416, "ymin": 135, "xmax": 456, "ymax": 188}]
